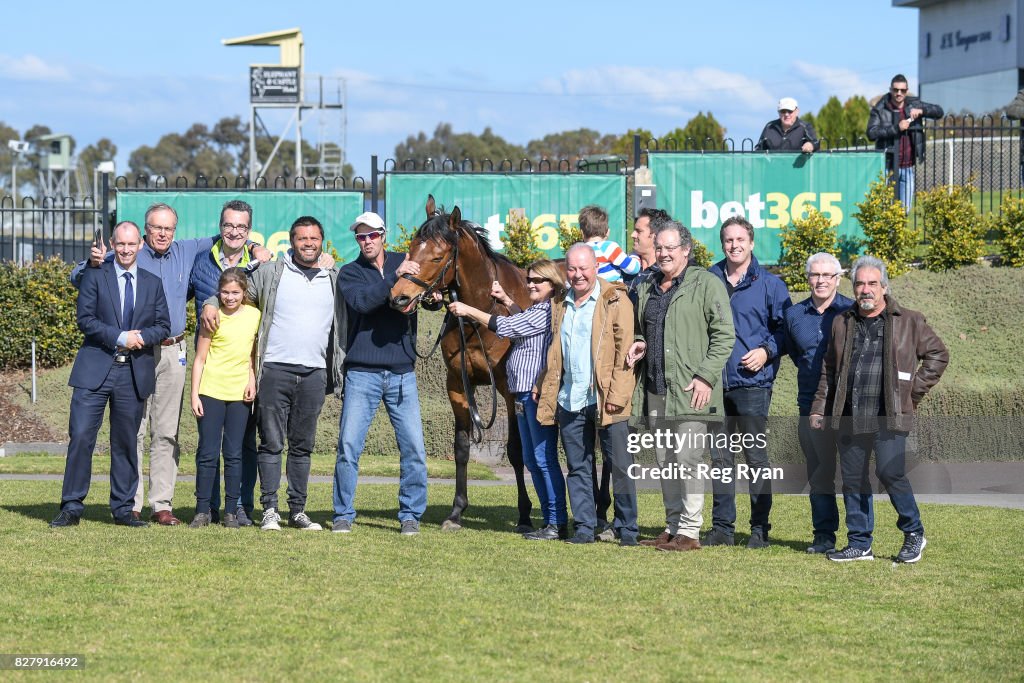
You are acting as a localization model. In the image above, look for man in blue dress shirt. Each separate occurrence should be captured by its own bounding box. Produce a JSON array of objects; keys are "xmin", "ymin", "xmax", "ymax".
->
[{"xmin": 784, "ymin": 252, "xmax": 853, "ymax": 554}]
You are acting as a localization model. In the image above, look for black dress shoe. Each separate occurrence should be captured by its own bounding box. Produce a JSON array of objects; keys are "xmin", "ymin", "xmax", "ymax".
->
[
  {"xmin": 49, "ymin": 510, "xmax": 80, "ymax": 527},
  {"xmin": 114, "ymin": 516, "xmax": 149, "ymax": 528}
]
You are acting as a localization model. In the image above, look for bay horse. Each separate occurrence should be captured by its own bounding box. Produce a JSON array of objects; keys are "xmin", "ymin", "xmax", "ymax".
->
[{"xmin": 389, "ymin": 196, "xmax": 534, "ymax": 532}]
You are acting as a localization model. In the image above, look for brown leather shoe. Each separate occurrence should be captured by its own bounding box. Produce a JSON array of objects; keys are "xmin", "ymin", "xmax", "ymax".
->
[
  {"xmin": 131, "ymin": 511, "xmax": 141, "ymax": 521},
  {"xmin": 639, "ymin": 531, "xmax": 674, "ymax": 547},
  {"xmin": 150, "ymin": 510, "xmax": 181, "ymax": 526},
  {"xmin": 657, "ymin": 535, "xmax": 701, "ymax": 552}
]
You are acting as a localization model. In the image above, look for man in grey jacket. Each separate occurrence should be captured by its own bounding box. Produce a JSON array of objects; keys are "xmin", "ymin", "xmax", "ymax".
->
[{"xmin": 202, "ymin": 216, "xmax": 345, "ymax": 532}]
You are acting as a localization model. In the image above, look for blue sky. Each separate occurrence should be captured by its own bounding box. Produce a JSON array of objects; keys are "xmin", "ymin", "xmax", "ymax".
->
[{"xmin": 0, "ymin": 0, "xmax": 919, "ymax": 179}]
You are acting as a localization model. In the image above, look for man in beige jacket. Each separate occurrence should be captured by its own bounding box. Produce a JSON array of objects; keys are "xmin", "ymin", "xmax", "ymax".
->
[{"xmin": 536, "ymin": 244, "xmax": 638, "ymax": 545}]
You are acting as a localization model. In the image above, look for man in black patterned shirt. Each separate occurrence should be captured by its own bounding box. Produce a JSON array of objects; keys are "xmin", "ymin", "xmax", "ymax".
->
[{"xmin": 811, "ymin": 256, "xmax": 948, "ymax": 564}]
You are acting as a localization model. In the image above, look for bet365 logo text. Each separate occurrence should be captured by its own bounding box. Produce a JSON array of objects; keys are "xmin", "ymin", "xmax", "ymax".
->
[{"xmin": 690, "ymin": 191, "xmax": 844, "ymax": 228}]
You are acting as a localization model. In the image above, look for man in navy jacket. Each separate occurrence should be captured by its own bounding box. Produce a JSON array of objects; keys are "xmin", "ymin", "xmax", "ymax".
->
[
  {"xmin": 706, "ymin": 216, "xmax": 791, "ymax": 548},
  {"xmin": 331, "ymin": 212, "xmax": 430, "ymax": 536},
  {"xmin": 51, "ymin": 222, "xmax": 170, "ymax": 527}
]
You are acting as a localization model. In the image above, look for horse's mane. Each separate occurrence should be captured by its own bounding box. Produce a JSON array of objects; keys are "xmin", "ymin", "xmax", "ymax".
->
[{"xmin": 416, "ymin": 209, "xmax": 516, "ymax": 268}]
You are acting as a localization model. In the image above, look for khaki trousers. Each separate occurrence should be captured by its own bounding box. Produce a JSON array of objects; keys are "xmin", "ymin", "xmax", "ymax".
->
[
  {"xmin": 134, "ymin": 340, "xmax": 186, "ymax": 513},
  {"xmin": 647, "ymin": 392, "xmax": 706, "ymax": 540}
]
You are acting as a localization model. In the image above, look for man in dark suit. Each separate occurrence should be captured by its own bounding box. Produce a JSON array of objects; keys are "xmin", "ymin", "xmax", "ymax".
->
[{"xmin": 50, "ymin": 221, "xmax": 170, "ymax": 527}]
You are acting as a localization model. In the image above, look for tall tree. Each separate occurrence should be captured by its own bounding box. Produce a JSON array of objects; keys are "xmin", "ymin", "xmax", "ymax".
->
[
  {"xmin": 814, "ymin": 96, "xmax": 847, "ymax": 147},
  {"xmin": 606, "ymin": 128, "xmax": 656, "ymax": 160},
  {"xmin": 77, "ymin": 138, "xmax": 117, "ymax": 175},
  {"xmin": 843, "ymin": 95, "xmax": 871, "ymax": 146},
  {"xmin": 665, "ymin": 112, "xmax": 726, "ymax": 150},
  {"xmin": 76, "ymin": 138, "xmax": 118, "ymax": 199},
  {"xmin": 394, "ymin": 122, "xmax": 526, "ymax": 167},
  {"xmin": 128, "ymin": 118, "xmax": 244, "ymax": 184},
  {"xmin": 525, "ymin": 128, "xmax": 613, "ymax": 162}
]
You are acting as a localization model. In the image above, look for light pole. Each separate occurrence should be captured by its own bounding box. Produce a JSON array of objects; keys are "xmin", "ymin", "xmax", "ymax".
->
[
  {"xmin": 7, "ymin": 140, "xmax": 30, "ymax": 204},
  {"xmin": 7, "ymin": 140, "xmax": 30, "ymax": 262}
]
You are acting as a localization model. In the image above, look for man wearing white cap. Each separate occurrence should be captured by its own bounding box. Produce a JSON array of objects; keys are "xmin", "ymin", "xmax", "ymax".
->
[
  {"xmin": 756, "ymin": 97, "xmax": 820, "ymax": 153},
  {"xmin": 331, "ymin": 212, "xmax": 432, "ymax": 536}
]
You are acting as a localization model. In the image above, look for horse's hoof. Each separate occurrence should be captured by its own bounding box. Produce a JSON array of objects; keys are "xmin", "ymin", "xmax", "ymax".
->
[
  {"xmin": 441, "ymin": 520, "xmax": 463, "ymax": 532},
  {"xmin": 513, "ymin": 524, "xmax": 534, "ymax": 534}
]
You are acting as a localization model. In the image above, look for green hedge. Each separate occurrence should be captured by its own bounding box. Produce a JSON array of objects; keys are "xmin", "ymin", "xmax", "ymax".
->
[{"xmin": 0, "ymin": 257, "xmax": 81, "ymax": 369}]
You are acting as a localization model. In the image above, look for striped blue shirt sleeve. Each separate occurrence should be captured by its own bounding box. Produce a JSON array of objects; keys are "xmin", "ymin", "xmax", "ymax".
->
[{"xmin": 494, "ymin": 301, "xmax": 550, "ymax": 340}]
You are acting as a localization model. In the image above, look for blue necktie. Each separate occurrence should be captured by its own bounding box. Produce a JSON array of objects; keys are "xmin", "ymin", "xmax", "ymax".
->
[{"xmin": 122, "ymin": 272, "xmax": 134, "ymax": 329}]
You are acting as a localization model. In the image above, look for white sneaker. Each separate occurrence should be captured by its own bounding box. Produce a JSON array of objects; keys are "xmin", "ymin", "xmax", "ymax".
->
[
  {"xmin": 261, "ymin": 508, "xmax": 282, "ymax": 531},
  {"xmin": 289, "ymin": 511, "xmax": 322, "ymax": 531}
]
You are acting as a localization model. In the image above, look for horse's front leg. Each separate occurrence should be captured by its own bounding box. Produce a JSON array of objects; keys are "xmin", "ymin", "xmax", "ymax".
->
[
  {"xmin": 442, "ymin": 369, "xmax": 472, "ymax": 532},
  {"xmin": 504, "ymin": 390, "xmax": 534, "ymax": 533}
]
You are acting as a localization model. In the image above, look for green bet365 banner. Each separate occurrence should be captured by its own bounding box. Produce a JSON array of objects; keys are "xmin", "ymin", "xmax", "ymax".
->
[
  {"xmin": 385, "ymin": 174, "xmax": 627, "ymax": 257},
  {"xmin": 649, "ymin": 152, "xmax": 886, "ymax": 265},
  {"xmin": 116, "ymin": 190, "xmax": 366, "ymax": 261}
]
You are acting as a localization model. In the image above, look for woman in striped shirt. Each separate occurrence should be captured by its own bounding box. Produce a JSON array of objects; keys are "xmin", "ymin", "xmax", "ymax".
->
[{"xmin": 447, "ymin": 259, "xmax": 568, "ymax": 541}]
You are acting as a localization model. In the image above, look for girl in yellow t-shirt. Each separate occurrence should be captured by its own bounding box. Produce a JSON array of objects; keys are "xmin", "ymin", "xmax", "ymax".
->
[{"xmin": 189, "ymin": 268, "xmax": 261, "ymax": 528}]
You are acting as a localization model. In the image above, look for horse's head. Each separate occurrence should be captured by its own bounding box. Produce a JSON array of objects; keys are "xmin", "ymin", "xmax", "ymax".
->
[{"xmin": 389, "ymin": 196, "xmax": 463, "ymax": 314}]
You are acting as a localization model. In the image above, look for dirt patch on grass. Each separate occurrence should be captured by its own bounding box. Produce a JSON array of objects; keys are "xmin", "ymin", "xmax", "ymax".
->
[{"xmin": 0, "ymin": 370, "xmax": 62, "ymax": 443}]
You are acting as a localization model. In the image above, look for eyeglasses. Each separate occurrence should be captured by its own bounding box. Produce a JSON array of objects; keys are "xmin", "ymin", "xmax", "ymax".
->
[
  {"xmin": 891, "ymin": 87, "xmax": 908, "ymax": 94},
  {"xmin": 808, "ymin": 272, "xmax": 839, "ymax": 281},
  {"xmin": 355, "ymin": 231, "xmax": 383, "ymax": 242},
  {"xmin": 654, "ymin": 244, "xmax": 682, "ymax": 252},
  {"xmin": 221, "ymin": 222, "xmax": 251, "ymax": 234},
  {"xmin": 146, "ymin": 224, "xmax": 176, "ymax": 234},
  {"xmin": 526, "ymin": 276, "xmax": 550, "ymax": 284}
]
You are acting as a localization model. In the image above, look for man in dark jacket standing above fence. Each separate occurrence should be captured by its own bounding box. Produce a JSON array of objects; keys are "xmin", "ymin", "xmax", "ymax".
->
[
  {"xmin": 867, "ymin": 74, "xmax": 944, "ymax": 214},
  {"xmin": 755, "ymin": 97, "xmax": 820, "ymax": 153},
  {"xmin": 707, "ymin": 216, "xmax": 791, "ymax": 549},
  {"xmin": 811, "ymin": 256, "xmax": 948, "ymax": 564},
  {"xmin": 331, "ymin": 211, "xmax": 430, "ymax": 536}
]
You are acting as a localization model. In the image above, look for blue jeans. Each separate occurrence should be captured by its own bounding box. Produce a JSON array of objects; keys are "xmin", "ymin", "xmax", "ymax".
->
[
  {"xmin": 798, "ymin": 413, "xmax": 839, "ymax": 542},
  {"xmin": 515, "ymin": 392, "xmax": 566, "ymax": 526},
  {"xmin": 897, "ymin": 166, "xmax": 915, "ymax": 214},
  {"xmin": 711, "ymin": 387, "xmax": 774, "ymax": 534},
  {"xmin": 333, "ymin": 369, "xmax": 428, "ymax": 522},
  {"xmin": 557, "ymin": 405, "xmax": 637, "ymax": 542},
  {"xmin": 838, "ymin": 427, "xmax": 923, "ymax": 550}
]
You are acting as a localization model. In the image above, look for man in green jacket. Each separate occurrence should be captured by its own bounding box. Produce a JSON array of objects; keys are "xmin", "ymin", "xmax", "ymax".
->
[{"xmin": 626, "ymin": 221, "xmax": 735, "ymax": 551}]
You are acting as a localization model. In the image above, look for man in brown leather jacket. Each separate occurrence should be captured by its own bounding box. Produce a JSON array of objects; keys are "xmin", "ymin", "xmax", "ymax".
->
[{"xmin": 811, "ymin": 256, "xmax": 948, "ymax": 564}]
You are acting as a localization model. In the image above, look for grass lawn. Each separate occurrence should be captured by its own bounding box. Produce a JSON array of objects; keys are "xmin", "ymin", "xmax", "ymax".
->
[
  {"xmin": 0, "ymin": 481, "xmax": 1020, "ymax": 681},
  {"xmin": 0, "ymin": 451, "xmax": 497, "ymax": 480}
]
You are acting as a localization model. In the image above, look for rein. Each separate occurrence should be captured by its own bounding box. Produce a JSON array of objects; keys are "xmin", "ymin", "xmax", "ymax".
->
[{"xmin": 404, "ymin": 228, "xmax": 499, "ymax": 442}]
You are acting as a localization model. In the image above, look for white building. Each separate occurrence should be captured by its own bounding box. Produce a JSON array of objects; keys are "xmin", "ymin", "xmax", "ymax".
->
[{"xmin": 896, "ymin": 0, "xmax": 1022, "ymax": 115}]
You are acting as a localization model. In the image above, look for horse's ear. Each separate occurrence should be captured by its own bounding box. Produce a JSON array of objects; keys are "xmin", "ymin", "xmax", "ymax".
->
[
  {"xmin": 450, "ymin": 206, "xmax": 461, "ymax": 229},
  {"xmin": 426, "ymin": 195, "xmax": 436, "ymax": 218}
]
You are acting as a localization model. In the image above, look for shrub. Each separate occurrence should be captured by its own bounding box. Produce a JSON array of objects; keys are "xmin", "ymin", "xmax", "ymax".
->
[
  {"xmin": 502, "ymin": 211, "xmax": 543, "ymax": 267},
  {"xmin": 558, "ymin": 218, "xmax": 582, "ymax": 254},
  {"xmin": 920, "ymin": 183, "xmax": 984, "ymax": 271},
  {"xmin": 0, "ymin": 257, "xmax": 81, "ymax": 369},
  {"xmin": 852, "ymin": 172, "xmax": 918, "ymax": 277},
  {"xmin": 391, "ymin": 223, "xmax": 414, "ymax": 254},
  {"xmin": 777, "ymin": 207, "xmax": 839, "ymax": 291},
  {"xmin": 992, "ymin": 195, "xmax": 1024, "ymax": 267},
  {"xmin": 689, "ymin": 239, "xmax": 713, "ymax": 269}
]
